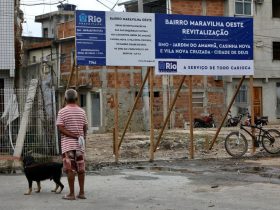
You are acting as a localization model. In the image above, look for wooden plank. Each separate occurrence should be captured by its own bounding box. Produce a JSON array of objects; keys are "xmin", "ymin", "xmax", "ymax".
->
[
  {"xmin": 149, "ymin": 67, "xmax": 154, "ymax": 162},
  {"xmin": 189, "ymin": 76, "xmax": 194, "ymax": 159},
  {"xmin": 154, "ymin": 76, "xmax": 186, "ymax": 152},
  {"xmin": 209, "ymin": 76, "xmax": 246, "ymax": 150},
  {"xmin": 66, "ymin": 57, "xmax": 76, "ymax": 90},
  {"xmin": 13, "ymin": 79, "xmax": 38, "ymax": 157},
  {"xmin": 114, "ymin": 67, "xmax": 119, "ymax": 162},
  {"xmin": 118, "ymin": 68, "xmax": 150, "ymax": 149},
  {"xmin": 250, "ymin": 76, "xmax": 255, "ymax": 154}
]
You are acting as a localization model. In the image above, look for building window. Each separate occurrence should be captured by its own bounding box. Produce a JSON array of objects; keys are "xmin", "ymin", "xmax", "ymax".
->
[
  {"xmin": 91, "ymin": 92, "xmax": 101, "ymax": 127},
  {"xmin": 32, "ymin": 56, "xmax": 36, "ymax": 63},
  {"xmin": 236, "ymin": 85, "xmax": 248, "ymax": 103},
  {"xmin": 192, "ymin": 91, "xmax": 204, "ymax": 108},
  {"xmin": 135, "ymin": 91, "xmax": 160, "ymax": 97},
  {"xmin": 43, "ymin": 28, "xmax": 48, "ymax": 38},
  {"xmin": 71, "ymin": 49, "xmax": 75, "ymax": 66},
  {"xmin": 79, "ymin": 93, "xmax": 87, "ymax": 109},
  {"xmin": 60, "ymin": 53, "xmax": 66, "ymax": 64},
  {"xmin": 273, "ymin": 0, "xmax": 280, "ymax": 18},
  {"xmin": 235, "ymin": 0, "xmax": 252, "ymax": 16},
  {"xmin": 273, "ymin": 42, "xmax": 280, "ymax": 60}
]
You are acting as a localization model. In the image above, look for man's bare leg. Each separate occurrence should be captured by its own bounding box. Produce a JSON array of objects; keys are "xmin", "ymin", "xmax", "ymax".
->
[
  {"xmin": 62, "ymin": 170, "xmax": 76, "ymax": 200},
  {"xmin": 77, "ymin": 172, "xmax": 86, "ymax": 199}
]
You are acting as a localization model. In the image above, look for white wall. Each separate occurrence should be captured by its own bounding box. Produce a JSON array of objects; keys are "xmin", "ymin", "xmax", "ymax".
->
[
  {"xmin": 28, "ymin": 48, "xmax": 52, "ymax": 65},
  {"xmin": 0, "ymin": 0, "xmax": 15, "ymax": 77}
]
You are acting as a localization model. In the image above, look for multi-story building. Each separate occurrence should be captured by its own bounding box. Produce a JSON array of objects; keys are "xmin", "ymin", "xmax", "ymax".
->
[
  {"xmin": 225, "ymin": 0, "xmax": 280, "ymax": 123},
  {"xmin": 0, "ymin": 0, "xmax": 16, "ymax": 89},
  {"xmin": 0, "ymin": 0, "xmax": 23, "ymax": 112},
  {"xmin": 20, "ymin": 4, "xmax": 77, "ymax": 117},
  {"xmin": 35, "ymin": 3, "xmax": 76, "ymax": 39}
]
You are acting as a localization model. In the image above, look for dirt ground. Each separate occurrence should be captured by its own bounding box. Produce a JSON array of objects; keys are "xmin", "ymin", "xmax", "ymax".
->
[
  {"xmin": 85, "ymin": 125, "xmax": 280, "ymax": 168},
  {"xmin": 1, "ymin": 125, "xmax": 279, "ymax": 173}
]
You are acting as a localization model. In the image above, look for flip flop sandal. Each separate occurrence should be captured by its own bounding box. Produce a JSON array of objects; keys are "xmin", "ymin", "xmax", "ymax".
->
[
  {"xmin": 77, "ymin": 194, "xmax": 86, "ymax": 199},
  {"xmin": 62, "ymin": 195, "xmax": 76, "ymax": 200}
]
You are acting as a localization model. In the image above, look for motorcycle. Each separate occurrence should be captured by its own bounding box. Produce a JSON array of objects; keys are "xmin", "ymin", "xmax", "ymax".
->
[
  {"xmin": 225, "ymin": 111, "xmax": 242, "ymax": 127},
  {"xmin": 243, "ymin": 109, "xmax": 268, "ymax": 126},
  {"xmin": 193, "ymin": 113, "xmax": 216, "ymax": 128},
  {"xmin": 245, "ymin": 115, "xmax": 268, "ymax": 126}
]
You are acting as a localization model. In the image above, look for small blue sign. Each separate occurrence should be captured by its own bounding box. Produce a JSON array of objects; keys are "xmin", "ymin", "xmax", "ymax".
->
[
  {"xmin": 75, "ymin": 10, "xmax": 106, "ymax": 66},
  {"xmin": 158, "ymin": 61, "xmax": 177, "ymax": 73}
]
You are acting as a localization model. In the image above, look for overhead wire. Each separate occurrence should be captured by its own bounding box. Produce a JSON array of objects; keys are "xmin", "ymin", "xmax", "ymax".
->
[
  {"xmin": 20, "ymin": 1, "xmax": 280, "ymax": 59},
  {"xmin": 96, "ymin": 0, "xmax": 114, "ymax": 11},
  {"xmin": 20, "ymin": 0, "xmax": 66, "ymax": 6}
]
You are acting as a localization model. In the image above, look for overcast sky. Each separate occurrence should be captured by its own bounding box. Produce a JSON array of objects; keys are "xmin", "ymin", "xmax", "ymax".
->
[{"xmin": 21, "ymin": 0, "xmax": 125, "ymax": 37}]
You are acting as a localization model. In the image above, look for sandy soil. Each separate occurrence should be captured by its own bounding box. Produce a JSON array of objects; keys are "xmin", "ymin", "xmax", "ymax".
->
[{"xmin": 85, "ymin": 125, "xmax": 280, "ymax": 166}]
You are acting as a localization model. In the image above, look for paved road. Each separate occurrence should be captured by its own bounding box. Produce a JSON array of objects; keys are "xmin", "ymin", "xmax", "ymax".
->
[{"xmin": 1, "ymin": 157, "xmax": 280, "ymax": 210}]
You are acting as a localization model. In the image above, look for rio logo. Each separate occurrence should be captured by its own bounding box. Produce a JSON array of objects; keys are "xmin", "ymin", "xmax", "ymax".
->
[
  {"xmin": 158, "ymin": 61, "xmax": 177, "ymax": 73},
  {"xmin": 79, "ymin": 13, "xmax": 102, "ymax": 24}
]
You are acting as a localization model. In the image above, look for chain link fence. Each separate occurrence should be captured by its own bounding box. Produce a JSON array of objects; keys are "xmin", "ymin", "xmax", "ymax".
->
[{"xmin": 0, "ymin": 86, "xmax": 58, "ymax": 161}]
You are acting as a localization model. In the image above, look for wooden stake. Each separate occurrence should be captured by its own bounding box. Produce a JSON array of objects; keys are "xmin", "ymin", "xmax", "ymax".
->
[
  {"xmin": 113, "ymin": 127, "xmax": 116, "ymax": 155},
  {"xmin": 114, "ymin": 67, "xmax": 119, "ymax": 162},
  {"xmin": 66, "ymin": 65, "xmax": 75, "ymax": 90},
  {"xmin": 149, "ymin": 67, "xmax": 155, "ymax": 162},
  {"xmin": 209, "ymin": 76, "xmax": 246, "ymax": 150},
  {"xmin": 154, "ymin": 76, "xmax": 186, "ymax": 152},
  {"xmin": 118, "ymin": 68, "xmax": 151, "ymax": 149},
  {"xmin": 189, "ymin": 76, "xmax": 194, "ymax": 159},
  {"xmin": 75, "ymin": 64, "xmax": 78, "ymax": 88},
  {"xmin": 250, "ymin": 76, "xmax": 255, "ymax": 154},
  {"xmin": 66, "ymin": 52, "xmax": 76, "ymax": 90}
]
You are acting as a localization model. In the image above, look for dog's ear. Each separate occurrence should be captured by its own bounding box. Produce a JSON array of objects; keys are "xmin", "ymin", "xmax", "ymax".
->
[{"xmin": 23, "ymin": 156, "xmax": 35, "ymax": 167}]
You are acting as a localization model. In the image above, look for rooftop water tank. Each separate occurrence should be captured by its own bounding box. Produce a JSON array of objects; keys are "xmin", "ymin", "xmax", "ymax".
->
[{"xmin": 57, "ymin": 4, "xmax": 76, "ymax": 11}]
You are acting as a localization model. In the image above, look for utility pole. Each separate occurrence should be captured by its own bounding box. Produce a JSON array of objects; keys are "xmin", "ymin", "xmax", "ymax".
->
[
  {"xmin": 138, "ymin": 0, "xmax": 150, "ymax": 131},
  {"xmin": 138, "ymin": 0, "xmax": 143, "ymax": 12}
]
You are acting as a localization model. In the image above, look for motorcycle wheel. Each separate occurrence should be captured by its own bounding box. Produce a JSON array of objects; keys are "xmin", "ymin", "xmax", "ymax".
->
[
  {"xmin": 194, "ymin": 121, "xmax": 200, "ymax": 128},
  {"xmin": 225, "ymin": 121, "xmax": 230, "ymax": 127}
]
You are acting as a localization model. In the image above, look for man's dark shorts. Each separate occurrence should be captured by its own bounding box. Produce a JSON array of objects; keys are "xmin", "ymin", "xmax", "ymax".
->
[{"xmin": 62, "ymin": 150, "xmax": 85, "ymax": 173}]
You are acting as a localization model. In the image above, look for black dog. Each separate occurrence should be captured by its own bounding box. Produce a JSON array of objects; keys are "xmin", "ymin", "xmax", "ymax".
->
[{"xmin": 23, "ymin": 156, "xmax": 64, "ymax": 195}]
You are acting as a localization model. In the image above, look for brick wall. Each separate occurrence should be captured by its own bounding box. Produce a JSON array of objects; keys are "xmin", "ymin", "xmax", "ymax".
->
[
  {"xmin": 171, "ymin": 0, "xmax": 225, "ymax": 126},
  {"xmin": 172, "ymin": 0, "xmax": 202, "ymax": 15},
  {"xmin": 206, "ymin": 0, "xmax": 224, "ymax": 16},
  {"xmin": 57, "ymin": 21, "xmax": 75, "ymax": 39},
  {"xmin": 60, "ymin": 41, "xmax": 74, "ymax": 74},
  {"xmin": 172, "ymin": 0, "xmax": 224, "ymax": 16}
]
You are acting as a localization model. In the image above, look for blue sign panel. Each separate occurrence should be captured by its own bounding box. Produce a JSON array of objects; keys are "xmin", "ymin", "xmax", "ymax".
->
[
  {"xmin": 75, "ymin": 10, "xmax": 106, "ymax": 66},
  {"xmin": 155, "ymin": 14, "xmax": 254, "ymax": 75},
  {"xmin": 155, "ymin": 14, "xmax": 253, "ymax": 60},
  {"xmin": 75, "ymin": 10, "xmax": 253, "ymax": 75}
]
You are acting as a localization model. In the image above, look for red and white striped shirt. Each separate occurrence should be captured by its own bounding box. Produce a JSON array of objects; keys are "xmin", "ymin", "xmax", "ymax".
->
[{"xmin": 56, "ymin": 104, "xmax": 88, "ymax": 154}]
